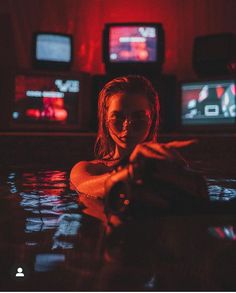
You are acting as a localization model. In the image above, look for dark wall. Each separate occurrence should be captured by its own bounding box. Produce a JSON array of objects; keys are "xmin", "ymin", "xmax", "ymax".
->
[
  {"xmin": 0, "ymin": 0, "xmax": 235, "ymax": 80},
  {"xmin": 1, "ymin": 133, "xmax": 236, "ymax": 178}
]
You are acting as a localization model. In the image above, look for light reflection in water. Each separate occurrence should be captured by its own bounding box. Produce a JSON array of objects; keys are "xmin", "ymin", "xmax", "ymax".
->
[
  {"xmin": 1, "ymin": 166, "xmax": 236, "ymax": 289},
  {"xmin": 54, "ymin": 213, "xmax": 82, "ymax": 237},
  {"xmin": 34, "ymin": 253, "xmax": 66, "ymax": 272},
  {"xmin": 5, "ymin": 169, "xmax": 81, "ymax": 252},
  {"xmin": 25, "ymin": 217, "xmax": 59, "ymax": 232},
  {"xmin": 7, "ymin": 172, "xmax": 18, "ymax": 194},
  {"xmin": 144, "ymin": 274, "xmax": 157, "ymax": 289},
  {"xmin": 207, "ymin": 178, "xmax": 236, "ymax": 201},
  {"xmin": 52, "ymin": 213, "xmax": 82, "ymax": 250},
  {"xmin": 208, "ymin": 226, "xmax": 236, "ymax": 240}
]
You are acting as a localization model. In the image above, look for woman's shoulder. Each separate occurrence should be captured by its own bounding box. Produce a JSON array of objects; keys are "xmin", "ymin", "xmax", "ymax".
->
[{"xmin": 70, "ymin": 159, "xmax": 112, "ymax": 177}]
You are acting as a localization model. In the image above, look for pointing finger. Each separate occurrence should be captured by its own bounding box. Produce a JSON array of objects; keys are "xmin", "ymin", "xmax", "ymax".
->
[{"xmin": 165, "ymin": 139, "xmax": 198, "ymax": 149}]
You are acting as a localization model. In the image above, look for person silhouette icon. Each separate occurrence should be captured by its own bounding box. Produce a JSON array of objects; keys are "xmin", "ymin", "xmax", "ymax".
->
[{"xmin": 15, "ymin": 267, "xmax": 24, "ymax": 277}]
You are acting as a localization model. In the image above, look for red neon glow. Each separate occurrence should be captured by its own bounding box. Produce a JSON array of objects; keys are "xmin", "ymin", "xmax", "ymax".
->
[{"xmin": 26, "ymin": 109, "xmax": 41, "ymax": 119}]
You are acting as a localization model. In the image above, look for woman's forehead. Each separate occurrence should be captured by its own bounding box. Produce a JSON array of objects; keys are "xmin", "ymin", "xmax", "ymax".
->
[{"xmin": 107, "ymin": 93, "xmax": 151, "ymax": 113}]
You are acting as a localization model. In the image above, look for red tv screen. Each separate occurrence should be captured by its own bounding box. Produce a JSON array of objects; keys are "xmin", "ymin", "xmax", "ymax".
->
[
  {"xmin": 13, "ymin": 75, "xmax": 80, "ymax": 124},
  {"xmin": 109, "ymin": 26, "xmax": 157, "ymax": 62}
]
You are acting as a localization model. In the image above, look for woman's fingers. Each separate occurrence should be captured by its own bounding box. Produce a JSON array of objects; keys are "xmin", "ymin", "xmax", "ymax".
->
[
  {"xmin": 129, "ymin": 141, "xmax": 192, "ymax": 167},
  {"xmin": 142, "ymin": 143, "xmax": 176, "ymax": 161},
  {"xmin": 165, "ymin": 139, "xmax": 198, "ymax": 149},
  {"xmin": 129, "ymin": 144, "xmax": 166, "ymax": 162},
  {"xmin": 143, "ymin": 142, "xmax": 172, "ymax": 157}
]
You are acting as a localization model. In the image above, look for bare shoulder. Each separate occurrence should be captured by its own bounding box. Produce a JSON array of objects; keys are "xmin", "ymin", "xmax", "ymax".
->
[
  {"xmin": 70, "ymin": 159, "xmax": 112, "ymax": 194},
  {"xmin": 70, "ymin": 159, "xmax": 111, "ymax": 179}
]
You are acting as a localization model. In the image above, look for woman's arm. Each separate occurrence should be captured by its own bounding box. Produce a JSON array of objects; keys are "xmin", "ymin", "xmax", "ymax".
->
[
  {"xmin": 70, "ymin": 161, "xmax": 112, "ymax": 199},
  {"xmin": 70, "ymin": 140, "xmax": 205, "ymax": 200}
]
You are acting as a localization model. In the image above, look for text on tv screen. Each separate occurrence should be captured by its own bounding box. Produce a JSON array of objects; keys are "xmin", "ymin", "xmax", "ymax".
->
[
  {"xmin": 109, "ymin": 26, "xmax": 157, "ymax": 62},
  {"xmin": 13, "ymin": 75, "xmax": 80, "ymax": 124}
]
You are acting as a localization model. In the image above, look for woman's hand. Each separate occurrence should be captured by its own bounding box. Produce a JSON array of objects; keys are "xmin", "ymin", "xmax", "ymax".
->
[
  {"xmin": 128, "ymin": 139, "xmax": 208, "ymax": 199},
  {"xmin": 129, "ymin": 139, "xmax": 197, "ymax": 167}
]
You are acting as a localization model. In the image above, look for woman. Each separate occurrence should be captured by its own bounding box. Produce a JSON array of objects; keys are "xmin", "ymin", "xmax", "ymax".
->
[{"xmin": 70, "ymin": 75, "xmax": 207, "ymax": 200}]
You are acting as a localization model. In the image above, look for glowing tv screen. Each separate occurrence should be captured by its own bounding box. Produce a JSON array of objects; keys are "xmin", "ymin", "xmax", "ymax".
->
[
  {"xmin": 109, "ymin": 26, "xmax": 157, "ymax": 62},
  {"xmin": 13, "ymin": 75, "xmax": 79, "ymax": 124},
  {"xmin": 33, "ymin": 32, "xmax": 73, "ymax": 69},
  {"xmin": 103, "ymin": 23, "xmax": 164, "ymax": 74},
  {"xmin": 181, "ymin": 80, "xmax": 236, "ymax": 125}
]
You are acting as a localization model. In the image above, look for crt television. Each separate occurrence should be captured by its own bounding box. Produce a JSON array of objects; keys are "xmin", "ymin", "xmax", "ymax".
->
[
  {"xmin": 33, "ymin": 32, "xmax": 73, "ymax": 70},
  {"xmin": 103, "ymin": 23, "xmax": 164, "ymax": 74},
  {"xmin": 193, "ymin": 33, "xmax": 236, "ymax": 77},
  {"xmin": 180, "ymin": 79, "xmax": 236, "ymax": 131},
  {"xmin": 0, "ymin": 70, "xmax": 91, "ymax": 131}
]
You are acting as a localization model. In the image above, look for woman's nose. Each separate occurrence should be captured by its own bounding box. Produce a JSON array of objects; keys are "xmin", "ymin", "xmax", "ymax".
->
[{"xmin": 122, "ymin": 118, "xmax": 132, "ymax": 129}]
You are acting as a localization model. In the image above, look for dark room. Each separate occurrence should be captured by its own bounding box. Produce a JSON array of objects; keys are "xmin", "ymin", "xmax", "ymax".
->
[{"xmin": 0, "ymin": 0, "xmax": 236, "ymax": 291}]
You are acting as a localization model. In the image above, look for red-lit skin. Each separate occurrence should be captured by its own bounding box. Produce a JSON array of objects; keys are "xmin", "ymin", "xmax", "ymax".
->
[
  {"xmin": 106, "ymin": 93, "xmax": 152, "ymax": 159},
  {"xmin": 70, "ymin": 93, "xmax": 198, "ymax": 199}
]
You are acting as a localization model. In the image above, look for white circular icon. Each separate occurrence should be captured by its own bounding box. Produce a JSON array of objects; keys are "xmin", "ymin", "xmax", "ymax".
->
[{"xmin": 15, "ymin": 267, "xmax": 24, "ymax": 277}]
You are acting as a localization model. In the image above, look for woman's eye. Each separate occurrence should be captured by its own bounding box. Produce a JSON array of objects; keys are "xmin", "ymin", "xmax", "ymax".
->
[
  {"xmin": 131, "ymin": 113, "xmax": 150, "ymax": 120},
  {"xmin": 111, "ymin": 113, "xmax": 124, "ymax": 120}
]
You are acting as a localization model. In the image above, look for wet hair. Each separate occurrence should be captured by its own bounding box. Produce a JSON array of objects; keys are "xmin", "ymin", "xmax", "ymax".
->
[{"xmin": 94, "ymin": 75, "xmax": 160, "ymax": 160}]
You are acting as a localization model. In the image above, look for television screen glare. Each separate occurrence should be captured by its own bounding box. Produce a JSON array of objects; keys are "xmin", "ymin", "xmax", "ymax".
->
[
  {"xmin": 181, "ymin": 80, "xmax": 236, "ymax": 125},
  {"xmin": 35, "ymin": 34, "xmax": 72, "ymax": 62},
  {"xmin": 13, "ymin": 75, "xmax": 79, "ymax": 124},
  {"xmin": 109, "ymin": 26, "xmax": 157, "ymax": 62}
]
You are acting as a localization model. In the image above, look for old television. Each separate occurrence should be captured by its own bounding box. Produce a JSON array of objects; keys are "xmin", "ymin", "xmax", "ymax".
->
[
  {"xmin": 193, "ymin": 33, "xmax": 236, "ymax": 77},
  {"xmin": 33, "ymin": 32, "xmax": 73, "ymax": 70},
  {"xmin": 0, "ymin": 70, "xmax": 91, "ymax": 131},
  {"xmin": 103, "ymin": 23, "xmax": 165, "ymax": 74},
  {"xmin": 180, "ymin": 78, "xmax": 236, "ymax": 131}
]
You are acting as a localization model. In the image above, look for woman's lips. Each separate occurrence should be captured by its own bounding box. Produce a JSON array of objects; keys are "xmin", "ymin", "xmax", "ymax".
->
[{"xmin": 119, "ymin": 135, "xmax": 136, "ymax": 142}]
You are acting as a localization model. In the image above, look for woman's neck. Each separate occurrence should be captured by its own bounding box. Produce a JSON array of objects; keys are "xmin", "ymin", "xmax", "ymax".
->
[{"xmin": 113, "ymin": 145, "xmax": 133, "ymax": 161}]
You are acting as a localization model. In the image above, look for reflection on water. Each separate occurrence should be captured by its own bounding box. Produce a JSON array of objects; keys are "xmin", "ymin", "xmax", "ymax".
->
[
  {"xmin": 207, "ymin": 178, "xmax": 236, "ymax": 201},
  {"xmin": 34, "ymin": 253, "xmax": 66, "ymax": 272},
  {"xmin": 4, "ymin": 170, "xmax": 83, "ymax": 252},
  {"xmin": 1, "ymin": 166, "xmax": 236, "ymax": 290},
  {"xmin": 208, "ymin": 226, "xmax": 236, "ymax": 240}
]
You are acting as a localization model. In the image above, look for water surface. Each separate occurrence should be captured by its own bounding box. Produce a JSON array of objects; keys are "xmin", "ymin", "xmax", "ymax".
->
[{"xmin": 1, "ymin": 163, "xmax": 236, "ymax": 291}]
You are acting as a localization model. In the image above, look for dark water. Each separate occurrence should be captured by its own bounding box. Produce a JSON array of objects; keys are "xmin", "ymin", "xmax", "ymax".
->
[{"xmin": 1, "ymin": 163, "xmax": 236, "ymax": 291}]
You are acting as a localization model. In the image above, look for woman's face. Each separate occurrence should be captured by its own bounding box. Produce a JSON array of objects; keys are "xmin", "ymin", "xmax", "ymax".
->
[{"xmin": 106, "ymin": 93, "xmax": 152, "ymax": 152}]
